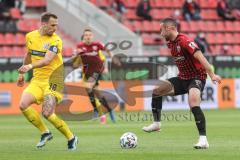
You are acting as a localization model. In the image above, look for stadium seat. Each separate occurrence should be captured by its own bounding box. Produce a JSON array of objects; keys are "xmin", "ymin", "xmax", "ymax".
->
[
  {"xmin": 152, "ymin": 21, "xmax": 160, "ymax": 32},
  {"xmin": 142, "ymin": 33, "xmax": 154, "ymax": 45},
  {"xmin": 216, "ymin": 21, "xmax": 225, "ymax": 32},
  {"xmin": 12, "ymin": 46, "xmax": 24, "ymax": 57},
  {"xmin": 133, "ymin": 21, "xmax": 143, "ymax": 32},
  {"xmin": 199, "ymin": 0, "xmax": 217, "ymax": 9},
  {"xmin": 225, "ymin": 21, "xmax": 234, "ymax": 32},
  {"xmin": 0, "ymin": 33, "xmax": 4, "ymax": 45},
  {"xmin": 63, "ymin": 47, "xmax": 73, "ymax": 57},
  {"xmin": 232, "ymin": 45, "xmax": 240, "ymax": 55},
  {"xmin": 142, "ymin": 21, "xmax": 152, "ymax": 32},
  {"xmin": 206, "ymin": 33, "xmax": 215, "ymax": 44},
  {"xmin": 2, "ymin": 46, "xmax": 12, "ymax": 57},
  {"xmin": 10, "ymin": 8, "xmax": 22, "ymax": 19},
  {"xmin": 15, "ymin": 33, "xmax": 25, "ymax": 45},
  {"xmin": 159, "ymin": 47, "xmax": 171, "ymax": 56},
  {"xmin": 180, "ymin": 21, "xmax": 190, "ymax": 32},
  {"xmin": 4, "ymin": 33, "xmax": 15, "ymax": 45},
  {"xmin": 123, "ymin": 20, "xmax": 134, "ymax": 31},
  {"xmin": 25, "ymin": 0, "xmax": 46, "ymax": 8},
  {"xmin": 124, "ymin": 0, "xmax": 139, "ymax": 8},
  {"xmin": 225, "ymin": 33, "xmax": 235, "ymax": 44}
]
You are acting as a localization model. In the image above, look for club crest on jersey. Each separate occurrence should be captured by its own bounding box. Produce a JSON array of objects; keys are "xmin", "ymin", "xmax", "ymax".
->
[
  {"xmin": 43, "ymin": 43, "xmax": 50, "ymax": 49},
  {"xmin": 92, "ymin": 45, "xmax": 98, "ymax": 51}
]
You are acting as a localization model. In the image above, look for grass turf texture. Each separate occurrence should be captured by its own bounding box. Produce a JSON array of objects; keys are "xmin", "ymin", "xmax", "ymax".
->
[{"xmin": 0, "ymin": 109, "xmax": 239, "ymax": 160}]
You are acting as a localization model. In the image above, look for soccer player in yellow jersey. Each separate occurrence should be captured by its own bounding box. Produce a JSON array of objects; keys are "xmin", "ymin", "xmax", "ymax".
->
[{"xmin": 17, "ymin": 12, "xmax": 78, "ymax": 150}]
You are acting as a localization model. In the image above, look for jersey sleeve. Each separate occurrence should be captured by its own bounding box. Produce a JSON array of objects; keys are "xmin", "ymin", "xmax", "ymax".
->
[
  {"xmin": 48, "ymin": 38, "xmax": 62, "ymax": 54},
  {"xmin": 97, "ymin": 42, "xmax": 105, "ymax": 50},
  {"xmin": 180, "ymin": 38, "xmax": 200, "ymax": 56}
]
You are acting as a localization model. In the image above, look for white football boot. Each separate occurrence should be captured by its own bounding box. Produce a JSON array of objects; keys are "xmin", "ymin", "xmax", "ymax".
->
[
  {"xmin": 142, "ymin": 122, "xmax": 161, "ymax": 132},
  {"xmin": 194, "ymin": 135, "xmax": 209, "ymax": 149}
]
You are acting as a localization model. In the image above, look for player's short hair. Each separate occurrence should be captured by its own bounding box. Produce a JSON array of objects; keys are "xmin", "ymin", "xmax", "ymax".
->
[
  {"xmin": 83, "ymin": 28, "xmax": 92, "ymax": 33},
  {"xmin": 41, "ymin": 12, "xmax": 58, "ymax": 22},
  {"xmin": 161, "ymin": 18, "xmax": 177, "ymax": 28}
]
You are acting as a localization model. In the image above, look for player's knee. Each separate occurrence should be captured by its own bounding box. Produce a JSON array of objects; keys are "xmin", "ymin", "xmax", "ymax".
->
[
  {"xmin": 188, "ymin": 95, "xmax": 200, "ymax": 107},
  {"xmin": 19, "ymin": 101, "xmax": 29, "ymax": 111},
  {"xmin": 42, "ymin": 110, "xmax": 52, "ymax": 118}
]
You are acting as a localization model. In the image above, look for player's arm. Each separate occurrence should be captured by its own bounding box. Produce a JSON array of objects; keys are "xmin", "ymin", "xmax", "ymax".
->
[
  {"xmin": 18, "ymin": 48, "xmax": 57, "ymax": 74},
  {"xmin": 194, "ymin": 50, "xmax": 221, "ymax": 84}
]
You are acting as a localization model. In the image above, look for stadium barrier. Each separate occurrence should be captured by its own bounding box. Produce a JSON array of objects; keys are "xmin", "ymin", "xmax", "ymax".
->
[{"xmin": 0, "ymin": 79, "xmax": 239, "ymax": 115}]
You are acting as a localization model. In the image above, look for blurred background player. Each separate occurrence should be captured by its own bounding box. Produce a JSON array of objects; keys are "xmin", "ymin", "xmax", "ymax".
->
[
  {"xmin": 17, "ymin": 12, "xmax": 78, "ymax": 150},
  {"xmin": 72, "ymin": 28, "xmax": 121, "ymax": 124},
  {"xmin": 142, "ymin": 18, "xmax": 221, "ymax": 149}
]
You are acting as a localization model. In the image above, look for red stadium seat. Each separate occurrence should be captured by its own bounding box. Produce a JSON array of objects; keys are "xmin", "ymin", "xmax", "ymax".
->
[
  {"xmin": 10, "ymin": 8, "xmax": 22, "ymax": 19},
  {"xmin": 12, "ymin": 46, "xmax": 24, "ymax": 57},
  {"xmin": 142, "ymin": 33, "xmax": 154, "ymax": 45},
  {"xmin": 233, "ymin": 21, "xmax": 240, "ymax": 32},
  {"xmin": 232, "ymin": 45, "xmax": 240, "ymax": 55},
  {"xmin": 5, "ymin": 33, "xmax": 15, "ymax": 45},
  {"xmin": 159, "ymin": 47, "xmax": 171, "ymax": 56},
  {"xmin": 225, "ymin": 33, "xmax": 235, "ymax": 44},
  {"xmin": 206, "ymin": 21, "xmax": 216, "ymax": 32},
  {"xmin": 63, "ymin": 47, "xmax": 73, "ymax": 57},
  {"xmin": 189, "ymin": 21, "xmax": 201, "ymax": 32},
  {"xmin": 133, "ymin": 21, "xmax": 143, "ymax": 32},
  {"xmin": 123, "ymin": 20, "xmax": 134, "ymax": 31},
  {"xmin": 199, "ymin": 0, "xmax": 217, "ymax": 9},
  {"xmin": 215, "ymin": 33, "xmax": 225, "ymax": 44},
  {"xmin": 151, "ymin": 9, "xmax": 161, "ymax": 20},
  {"xmin": 17, "ymin": 20, "xmax": 29, "ymax": 32},
  {"xmin": 125, "ymin": 0, "xmax": 139, "ymax": 8},
  {"xmin": 25, "ymin": 0, "xmax": 46, "ymax": 7},
  {"xmin": 152, "ymin": 21, "xmax": 160, "ymax": 32},
  {"xmin": 2, "ymin": 46, "xmax": 12, "ymax": 57},
  {"xmin": 206, "ymin": 33, "xmax": 215, "ymax": 44},
  {"xmin": 142, "ymin": 21, "xmax": 152, "ymax": 32},
  {"xmin": 225, "ymin": 21, "xmax": 234, "ymax": 32},
  {"xmin": 180, "ymin": 21, "xmax": 190, "ymax": 32},
  {"xmin": 15, "ymin": 33, "xmax": 25, "ymax": 45},
  {"xmin": 0, "ymin": 33, "xmax": 4, "ymax": 45},
  {"xmin": 216, "ymin": 21, "xmax": 224, "ymax": 32}
]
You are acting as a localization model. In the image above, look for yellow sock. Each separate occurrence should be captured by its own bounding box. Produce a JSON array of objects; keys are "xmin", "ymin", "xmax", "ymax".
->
[
  {"xmin": 95, "ymin": 98, "xmax": 103, "ymax": 116},
  {"xmin": 22, "ymin": 107, "xmax": 48, "ymax": 134},
  {"xmin": 47, "ymin": 113, "xmax": 73, "ymax": 140}
]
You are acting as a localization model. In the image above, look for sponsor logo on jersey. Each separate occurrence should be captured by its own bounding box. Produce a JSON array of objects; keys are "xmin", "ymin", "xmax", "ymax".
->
[{"xmin": 83, "ymin": 51, "xmax": 98, "ymax": 56}]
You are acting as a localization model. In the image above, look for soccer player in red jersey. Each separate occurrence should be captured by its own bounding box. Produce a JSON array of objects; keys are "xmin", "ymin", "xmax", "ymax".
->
[
  {"xmin": 73, "ymin": 28, "xmax": 120, "ymax": 123},
  {"xmin": 142, "ymin": 18, "xmax": 221, "ymax": 149}
]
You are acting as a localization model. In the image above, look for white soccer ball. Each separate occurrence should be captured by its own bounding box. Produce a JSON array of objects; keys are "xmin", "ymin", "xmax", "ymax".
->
[{"xmin": 120, "ymin": 132, "xmax": 138, "ymax": 149}]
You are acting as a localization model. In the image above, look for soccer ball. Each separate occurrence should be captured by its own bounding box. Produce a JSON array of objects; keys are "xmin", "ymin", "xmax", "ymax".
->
[{"xmin": 120, "ymin": 132, "xmax": 138, "ymax": 149}]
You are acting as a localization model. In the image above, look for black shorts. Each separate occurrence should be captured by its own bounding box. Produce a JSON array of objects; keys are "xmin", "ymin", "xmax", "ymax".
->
[
  {"xmin": 167, "ymin": 77, "xmax": 206, "ymax": 96},
  {"xmin": 85, "ymin": 72, "xmax": 102, "ymax": 88}
]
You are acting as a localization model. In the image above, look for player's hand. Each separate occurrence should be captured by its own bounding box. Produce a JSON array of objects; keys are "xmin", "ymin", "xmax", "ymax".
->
[
  {"xmin": 112, "ymin": 56, "xmax": 122, "ymax": 66},
  {"xmin": 17, "ymin": 74, "xmax": 25, "ymax": 87},
  {"xmin": 18, "ymin": 64, "xmax": 33, "ymax": 74},
  {"xmin": 211, "ymin": 74, "xmax": 221, "ymax": 84}
]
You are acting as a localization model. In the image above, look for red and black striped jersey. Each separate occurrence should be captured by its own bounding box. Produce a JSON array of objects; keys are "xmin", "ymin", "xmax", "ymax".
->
[{"xmin": 167, "ymin": 34, "xmax": 207, "ymax": 80}]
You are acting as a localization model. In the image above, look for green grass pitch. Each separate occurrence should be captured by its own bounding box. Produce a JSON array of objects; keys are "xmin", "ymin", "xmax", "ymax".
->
[{"xmin": 0, "ymin": 109, "xmax": 240, "ymax": 160}]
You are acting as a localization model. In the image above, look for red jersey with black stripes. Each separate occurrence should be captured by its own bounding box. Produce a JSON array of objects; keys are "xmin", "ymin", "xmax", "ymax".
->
[
  {"xmin": 76, "ymin": 41, "xmax": 105, "ymax": 76},
  {"xmin": 167, "ymin": 34, "xmax": 207, "ymax": 80}
]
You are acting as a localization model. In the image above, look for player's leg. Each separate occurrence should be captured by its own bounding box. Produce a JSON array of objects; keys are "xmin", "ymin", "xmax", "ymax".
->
[
  {"xmin": 20, "ymin": 92, "xmax": 50, "ymax": 134},
  {"xmin": 188, "ymin": 79, "xmax": 209, "ymax": 149},
  {"xmin": 85, "ymin": 75, "xmax": 104, "ymax": 119},
  {"xmin": 20, "ymin": 83, "xmax": 52, "ymax": 148},
  {"xmin": 94, "ymin": 85, "xmax": 116, "ymax": 123},
  {"xmin": 42, "ymin": 94, "xmax": 78, "ymax": 150},
  {"xmin": 143, "ymin": 77, "xmax": 186, "ymax": 132}
]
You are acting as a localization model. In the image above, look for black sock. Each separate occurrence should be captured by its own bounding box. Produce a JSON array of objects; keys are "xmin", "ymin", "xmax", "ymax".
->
[
  {"xmin": 151, "ymin": 94, "xmax": 162, "ymax": 122},
  {"xmin": 191, "ymin": 106, "xmax": 206, "ymax": 136},
  {"xmin": 100, "ymin": 97, "xmax": 111, "ymax": 112},
  {"xmin": 88, "ymin": 91, "xmax": 97, "ymax": 110}
]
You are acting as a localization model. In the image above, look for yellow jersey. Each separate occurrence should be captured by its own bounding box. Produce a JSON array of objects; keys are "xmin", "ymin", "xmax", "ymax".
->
[{"xmin": 25, "ymin": 30, "xmax": 63, "ymax": 81}]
